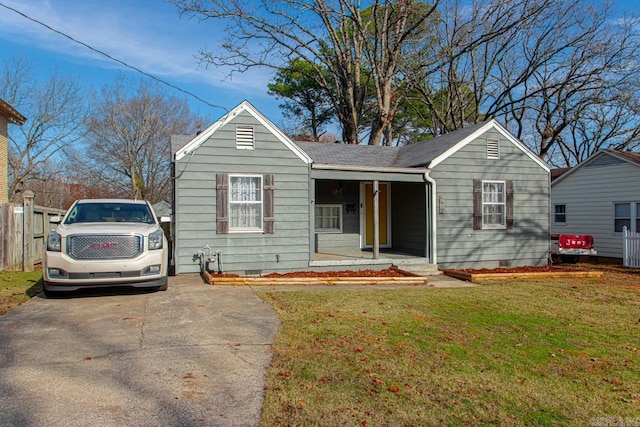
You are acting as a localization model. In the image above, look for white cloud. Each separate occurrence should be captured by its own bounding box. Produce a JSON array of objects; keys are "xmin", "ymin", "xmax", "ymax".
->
[{"xmin": 0, "ymin": 0, "xmax": 274, "ymax": 93}]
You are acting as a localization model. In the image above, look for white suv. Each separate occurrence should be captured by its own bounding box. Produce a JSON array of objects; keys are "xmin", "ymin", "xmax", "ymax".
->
[{"xmin": 44, "ymin": 199, "xmax": 168, "ymax": 296}]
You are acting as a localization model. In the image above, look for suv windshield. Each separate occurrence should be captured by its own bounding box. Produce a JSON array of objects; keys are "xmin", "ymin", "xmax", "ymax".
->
[{"xmin": 64, "ymin": 202, "xmax": 155, "ymax": 225}]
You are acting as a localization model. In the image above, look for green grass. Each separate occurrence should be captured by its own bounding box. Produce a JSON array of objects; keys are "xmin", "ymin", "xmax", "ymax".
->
[
  {"xmin": 0, "ymin": 268, "xmax": 43, "ymax": 315},
  {"xmin": 257, "ymin": 274, "xmax": 640, "ymax": 426}
]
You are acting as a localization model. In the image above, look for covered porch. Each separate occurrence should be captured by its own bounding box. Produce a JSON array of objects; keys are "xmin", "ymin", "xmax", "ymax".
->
[{"xmin": 309, "ymin": 164, "xmax": 437, "ymax": 270}]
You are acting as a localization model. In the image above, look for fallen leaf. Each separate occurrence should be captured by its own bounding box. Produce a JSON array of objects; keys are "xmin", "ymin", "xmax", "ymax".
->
[{"xmin": 388, "ymin": 385, "xmax": 399, "ymax": 393}]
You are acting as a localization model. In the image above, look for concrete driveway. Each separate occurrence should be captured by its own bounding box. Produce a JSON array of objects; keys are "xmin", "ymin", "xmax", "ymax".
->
[{"xmin": 0, "ymin": 275, "xmax": 279, "ymax": 427}]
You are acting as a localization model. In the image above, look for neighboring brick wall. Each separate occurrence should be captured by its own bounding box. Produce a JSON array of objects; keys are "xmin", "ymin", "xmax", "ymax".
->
[{"xmin": 0, "ymin": 114, "xmax": 8, "ymax": 203}]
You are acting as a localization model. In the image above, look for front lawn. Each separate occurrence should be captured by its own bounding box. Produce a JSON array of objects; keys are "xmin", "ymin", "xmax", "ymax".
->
[
  {"xmin": 0, "ymin": 267, "xmax": 43, "ymax": 315},
  {"xmin": 257, "ymin": 272, "xmax": 639, "ymax": 426}
]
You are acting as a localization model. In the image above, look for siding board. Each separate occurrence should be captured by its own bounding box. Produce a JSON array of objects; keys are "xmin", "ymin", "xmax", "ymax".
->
[
  {"xmin": 551, "ymin": 159, "xmax": 640, "ymax": 258},
  {"xmin": 431, "ymin": 131, "xmax": 550, "ymax": 269},
  {"xmin": 174, "ymin": 109, "xmax": 310, "ymax": 274}
]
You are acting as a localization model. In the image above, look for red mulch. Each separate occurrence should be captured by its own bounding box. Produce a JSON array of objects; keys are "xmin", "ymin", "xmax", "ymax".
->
[
  {"xmin": 208, "ymin": 273, "xmax": 241, "ymax": 278},
  {"xmin": 461, "ymin": 266, "xmax": 584, "ymax": 274},
  {"xmin": 263, "ymin": 268, "xmax": 404, "ymax": 278},
  {"xmin": 207, "ymin": 268, "xmax": 405, "ymax": 278}
]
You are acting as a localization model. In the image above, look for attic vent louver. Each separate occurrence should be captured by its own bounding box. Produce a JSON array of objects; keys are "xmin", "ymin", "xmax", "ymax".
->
[
  {"xmin": 487, "ymin": 139, "xmax": 500, "ymax": 159},
  {"xmin": 236, "ymin": 125, "xmax": 255, "ymax": 149}
]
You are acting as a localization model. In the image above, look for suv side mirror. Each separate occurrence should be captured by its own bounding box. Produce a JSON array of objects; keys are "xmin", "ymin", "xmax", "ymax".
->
[
  {"xmin": 49, "ymin": 216, "xmax": 61, "ymax": 224},
  {"xmin": 159, "ymin": 216, "xmax": 171, "ymax": 223}
]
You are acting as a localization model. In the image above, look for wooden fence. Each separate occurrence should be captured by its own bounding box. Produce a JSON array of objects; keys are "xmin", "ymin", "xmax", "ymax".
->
[
  {"xmin": 622, "ymin": 226, "xmax": 640, "ymax": 268},
  {"xmin": 0, "ymin": 191, "xmax": 65, "ymax": 271}
]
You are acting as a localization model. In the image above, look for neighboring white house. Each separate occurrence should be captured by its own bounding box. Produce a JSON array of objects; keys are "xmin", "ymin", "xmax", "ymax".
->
[{"xmin": 551, "ymin": 149, "xmax": 640, "ymax": 259}]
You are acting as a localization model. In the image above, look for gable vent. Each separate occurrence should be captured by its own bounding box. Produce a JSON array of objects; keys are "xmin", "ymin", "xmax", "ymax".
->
[
  {"xmin": 487, "ymin": 139, "xmax": 500, "ymax": 159},
  {"xmin": 236, "ymin": 125, "xmax": 255, "ymax": 149}
]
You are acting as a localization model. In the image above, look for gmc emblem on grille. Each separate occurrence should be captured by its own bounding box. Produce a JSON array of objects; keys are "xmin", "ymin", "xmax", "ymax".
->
[{"xmin": 91, "ymin": 242, "xmax": 118, "ymax": 249}]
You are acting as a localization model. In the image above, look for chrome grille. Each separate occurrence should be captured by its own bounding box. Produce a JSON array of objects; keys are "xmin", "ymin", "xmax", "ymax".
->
[{"xmin": 67, "ymin": 234, "xmax": 143, "ymax": 260}]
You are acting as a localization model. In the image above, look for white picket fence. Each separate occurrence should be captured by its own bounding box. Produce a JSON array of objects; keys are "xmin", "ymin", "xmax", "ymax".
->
[{"xmin": 622, "ymin": 226, "xmax": 640, "ymax": 268}]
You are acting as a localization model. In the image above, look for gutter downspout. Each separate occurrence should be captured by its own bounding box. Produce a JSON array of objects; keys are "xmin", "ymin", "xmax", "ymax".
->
[
  {"xmin": 423, "ymin": 171, "xmax": 437, "ymax": 265},
  {"xmin": 308, "ymin": 163, "xmax": 315, "ymax": 265}
]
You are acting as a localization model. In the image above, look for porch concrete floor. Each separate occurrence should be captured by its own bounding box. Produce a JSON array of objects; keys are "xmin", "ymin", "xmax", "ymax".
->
[{"xmin": 310, "ymin": 250, "xmax": 438, "ymax": 273}]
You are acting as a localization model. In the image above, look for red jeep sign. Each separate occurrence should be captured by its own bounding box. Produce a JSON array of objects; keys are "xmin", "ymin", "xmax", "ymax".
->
[{"xmin": 558, "ymin": 234, "xmax": 594, "ymax": 250}]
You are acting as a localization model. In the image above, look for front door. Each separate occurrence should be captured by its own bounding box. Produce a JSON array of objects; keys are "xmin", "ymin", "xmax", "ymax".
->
[{"xmin": 362, "ymin": 182, "xmax": 391, "ymax": 248}]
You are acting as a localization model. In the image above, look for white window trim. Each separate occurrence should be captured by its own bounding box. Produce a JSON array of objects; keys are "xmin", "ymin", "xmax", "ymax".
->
[
  {"xmin": 614, "ymin": 202, "xmax": 639, "ymax": 234},
  {"xmin": 482, "ymin": 180, "xmax": 506, "ymax": 229},
  {"xmin": 553, "ymin": 204, "xmax": 567, "ymax": 225},
  {"xmin": 315, "ymin": 204, "xmax": 343, "ymax": 233},
  {"xmin": 229, "ymin": 174, "xmax": 263, "ymax": 232}
]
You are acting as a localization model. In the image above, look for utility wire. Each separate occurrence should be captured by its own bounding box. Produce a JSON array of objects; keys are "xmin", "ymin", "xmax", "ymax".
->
[{"xmin": 0, "ymin": 1, "xmax": 228, "ymax": 112}]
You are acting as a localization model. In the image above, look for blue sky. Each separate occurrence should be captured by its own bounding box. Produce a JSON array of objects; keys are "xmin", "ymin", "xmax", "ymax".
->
[
  {"xmin": 0, "ymin": 0, "xmax": 638, "ymax": 127},
  {"xmin": 0, "ymin": 0, "xmax": 282, "ymax": 123}
]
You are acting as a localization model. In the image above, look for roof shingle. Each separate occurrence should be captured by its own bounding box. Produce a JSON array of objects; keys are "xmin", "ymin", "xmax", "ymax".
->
[{"xmin": 295, "ymin": 121, "xmax": 491, "ymax": 169}]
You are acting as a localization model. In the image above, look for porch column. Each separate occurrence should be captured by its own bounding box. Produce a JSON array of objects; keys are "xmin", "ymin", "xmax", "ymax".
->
[{"xmin": 373, "ymin": 180, "xmax": 379, "ymax": 259}]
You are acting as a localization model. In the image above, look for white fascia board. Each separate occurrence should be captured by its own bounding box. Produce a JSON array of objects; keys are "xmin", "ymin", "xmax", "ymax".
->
[
  {"xmin": 174, "ymin": 100, "xmax": 311, "ymax": 164},
  {"xmin": 601, "ymin": 150, "xmax": 640, "ymax": 167},
  {"xmin": 551, "ymin": 151, "xmax": 603, "ymax": 186},
  {"xmin": 429, "ymin": 120, "xmax": 550, "ymax": 172},
  {"xmin": 551, "ymin": 149, "xmax": 640, "ymax": 187},
  {"xmin": 241, "ymin": 101, "xmax": 312, "ymax": 164}
]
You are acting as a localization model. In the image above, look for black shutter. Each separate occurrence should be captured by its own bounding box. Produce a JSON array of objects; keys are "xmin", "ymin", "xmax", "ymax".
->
[
  {"xmin": 506, "ymin": 180, "xmax": 514, "ymax": 230},
  {"xmin": 216, "ymin": 173, "xmax": 229, "ymax": 234},
  {"xmin": 473, "ymin": 179, "xmax": 482, "ymax": 230},
  {"xmin": 263, "ymin": 174, "xmax": 275, "ymax": 234}
]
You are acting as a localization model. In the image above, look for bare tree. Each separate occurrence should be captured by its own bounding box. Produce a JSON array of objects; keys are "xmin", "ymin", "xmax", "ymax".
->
[
  {"xmin": 418, "ymin": 0, "xmax": 640, "ymax": 165},
  {"xmin": 172, "ymin": 0, "xmax": 440, "ymax": 145},
  {"xmin": 0, "ymin": 55, "xmax": 88, "ymax": 201},
  {"xmin": 84, "ymin": 77, "xmax": 207, "ymax": 203}
]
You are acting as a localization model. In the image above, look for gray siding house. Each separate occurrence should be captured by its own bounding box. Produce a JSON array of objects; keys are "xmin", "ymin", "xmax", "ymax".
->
[
  {"xmin": 172, "ymin": 101, "xmax": 550, "ymax": 274},
  {"xmin": 551, "ymin": 150, "xmax": 640, "ymax": 259}
]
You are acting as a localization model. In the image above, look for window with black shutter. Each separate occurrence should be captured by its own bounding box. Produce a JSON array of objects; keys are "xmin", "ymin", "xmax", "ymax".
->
[
  {"xmin": 473, "ymin": 179, "xmax": 513, "ymax": 230},
  {"xmin": 216, "ymin": 173, "xmax": 274, "ymax": 234}
]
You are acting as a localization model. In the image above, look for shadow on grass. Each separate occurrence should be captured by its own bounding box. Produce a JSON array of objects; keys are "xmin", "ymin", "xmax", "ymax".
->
[{"xmin": 26, "ymin": 277, "xmax": 43, "ymax": 298}]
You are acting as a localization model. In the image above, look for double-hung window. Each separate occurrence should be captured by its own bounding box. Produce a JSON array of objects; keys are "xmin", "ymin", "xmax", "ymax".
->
[
  {"xmin": 482, "ymin": 181, "xmax": 506, "ymax": 228},
  {"xmin": 229, "ymin": 175, "xmax": 263, "ymax": 231},
  {"xmin": 315, "ymin": 205, "xmax": 342, "ymax": 233},
  {"xmin": 473, "ymin": 179, "xmax": 513, "ymax": 230},
  {"xmin": 614, "ymin": 202, "xmax": 640, "ymax": 233},
  {"xmin": 554, "ymin": 204, "xmax": 567, "ymax": 225}
]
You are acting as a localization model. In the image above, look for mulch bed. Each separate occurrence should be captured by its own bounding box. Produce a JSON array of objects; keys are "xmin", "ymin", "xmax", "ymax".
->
[
  {"xmin": 443, "ymin": 265, "xmax": 603, "ymax": 283},
  {"xmin": 202, "ymin": 267, "xmax": 429, "ymax": 286},
  {"xmin": 461, "ymin": 266, "xmax": 584, "ymax": 274},
  {"xmin": 263, "ymin": 268, "xmax": 405, "ymax": 278}
]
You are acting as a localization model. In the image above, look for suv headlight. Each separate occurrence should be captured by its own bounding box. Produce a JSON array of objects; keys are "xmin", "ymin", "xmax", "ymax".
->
[
  {"xmin": 149, "ymin": 229, "xmax": 164, "ymax": 250},
  {"xmin": 47, "ymin": 231, "xmax": 61, "ymax": 252}
]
